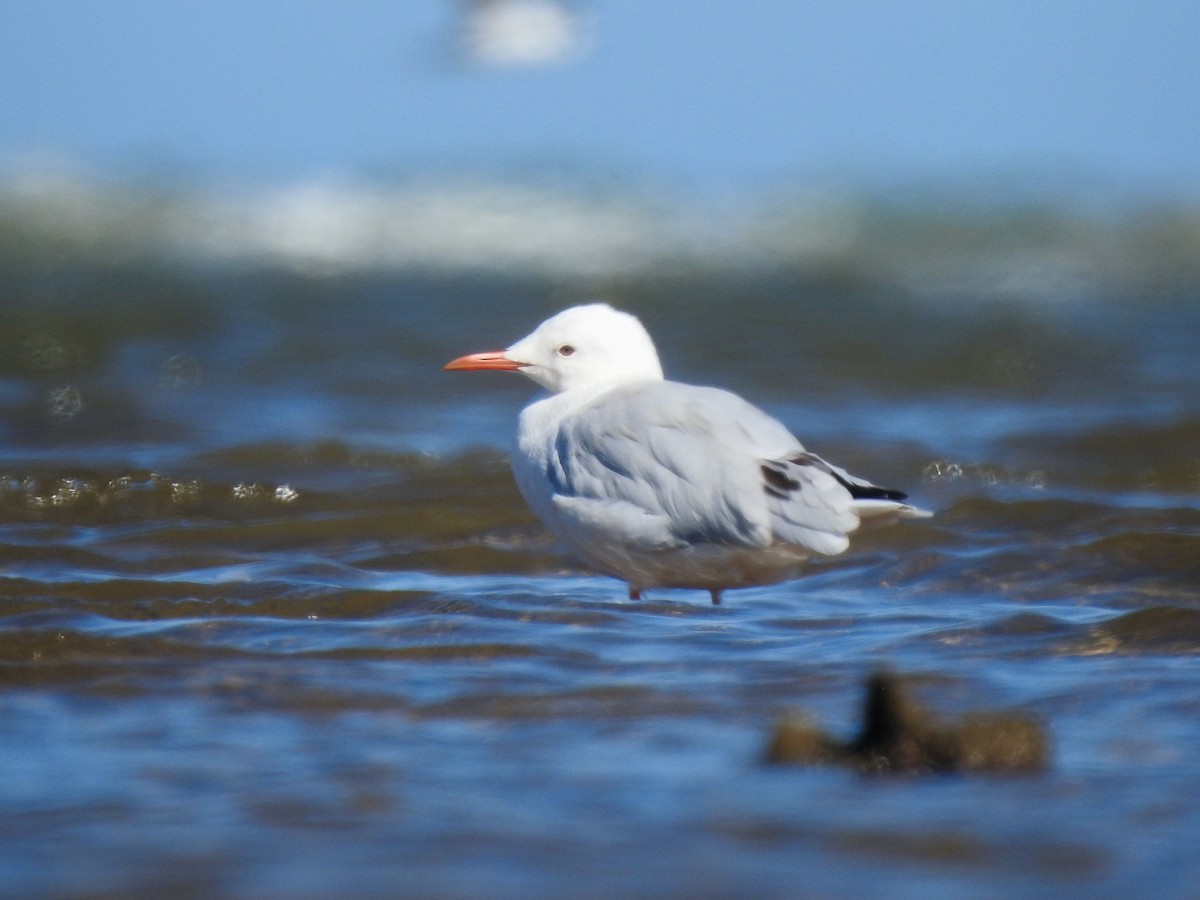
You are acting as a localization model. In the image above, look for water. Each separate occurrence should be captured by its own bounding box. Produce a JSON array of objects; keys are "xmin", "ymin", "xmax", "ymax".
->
[{"xmin": 2, "ymin": 169, "xmax": 1199, "ymax": 898}]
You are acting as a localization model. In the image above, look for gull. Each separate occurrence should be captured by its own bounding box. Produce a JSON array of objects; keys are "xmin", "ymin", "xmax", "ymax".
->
[
  {"xmin": 445, "ymin": 303, "xmax": 930, "ymax": 604},
  {"xmin": 458, "ymin": 0, "xmax": 587, "ymax": 69}
]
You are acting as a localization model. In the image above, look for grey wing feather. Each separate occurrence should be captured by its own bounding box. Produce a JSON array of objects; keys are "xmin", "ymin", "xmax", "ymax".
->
[
  {"xmin": 551, "ymin": 383, "xmax": 776, "ymax": 549},
  {"xmin": 549, "ymin": 382, "xmax": 912, "ymax": 557},
  {"xmin": 759, "ymin": 457, "xmax": 858, "ymax": 554}
]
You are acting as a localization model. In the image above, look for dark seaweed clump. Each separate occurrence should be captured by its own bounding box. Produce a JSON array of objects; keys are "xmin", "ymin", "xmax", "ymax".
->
[{"xmin": 766, "ymin": 671, "xmax": 1049, "ymax": 775}]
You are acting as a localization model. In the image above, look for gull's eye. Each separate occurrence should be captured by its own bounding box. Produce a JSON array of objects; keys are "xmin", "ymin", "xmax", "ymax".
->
[{"xmin": 556, "ymin": 344, "xmax": 576, "ymax": 357}]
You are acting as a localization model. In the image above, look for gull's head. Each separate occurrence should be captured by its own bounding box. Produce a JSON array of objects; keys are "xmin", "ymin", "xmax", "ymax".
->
[{"xmin": 444, "ymin": 303, "xmax": 664, "ymax": 394}]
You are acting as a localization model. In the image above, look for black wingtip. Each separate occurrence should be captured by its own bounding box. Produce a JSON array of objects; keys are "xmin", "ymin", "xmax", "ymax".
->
[
  {"xmin": 846, "ymin": 483, "xmax": 909, "ymax": 503},
  {"xmin": 790, "ymin": 454, "xmax": 908, "ymax": 502},
  {"xmin": 830, "ymin": 470, "xmax": 908, "ymax": 502}
]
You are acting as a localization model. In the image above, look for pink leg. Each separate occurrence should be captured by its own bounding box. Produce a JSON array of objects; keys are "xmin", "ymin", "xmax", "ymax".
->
[{"xmin": 628, "ymin": 587, "xmax": 642, "ymax": 601}]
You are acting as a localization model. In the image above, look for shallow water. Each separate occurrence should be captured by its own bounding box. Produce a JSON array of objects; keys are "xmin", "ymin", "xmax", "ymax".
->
[{"xmin": 2, "ymin": 173, "xmax": 1199, "ymax": 897}]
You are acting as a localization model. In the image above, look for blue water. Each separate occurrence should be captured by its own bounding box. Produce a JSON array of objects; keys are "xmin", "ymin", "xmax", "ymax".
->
[{"xmin": 1, "ymin": 172, "xmax": 1199, "ymax": 897}]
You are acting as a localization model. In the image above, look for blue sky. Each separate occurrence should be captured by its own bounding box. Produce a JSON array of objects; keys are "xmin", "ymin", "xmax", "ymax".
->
[{"xmin": 2, "ymin": 1, "xmax": 1198, "ymax": 195}]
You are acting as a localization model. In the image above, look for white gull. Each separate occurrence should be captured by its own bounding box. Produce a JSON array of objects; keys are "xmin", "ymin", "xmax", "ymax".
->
[{"xmin": 445, "ymin": 303, "xmax": 930, "ymax": 604}]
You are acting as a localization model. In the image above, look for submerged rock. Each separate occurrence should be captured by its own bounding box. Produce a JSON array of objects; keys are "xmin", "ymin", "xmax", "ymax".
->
[{"xmin": 765, "ymin": 671, "xmax": 1049, "ymax": 774}]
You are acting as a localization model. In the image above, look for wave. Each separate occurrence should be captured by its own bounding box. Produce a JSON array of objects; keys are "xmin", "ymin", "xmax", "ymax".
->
[{"xmin": 2, "ymin": 161, "xmax": 1197, "ymax": 300}]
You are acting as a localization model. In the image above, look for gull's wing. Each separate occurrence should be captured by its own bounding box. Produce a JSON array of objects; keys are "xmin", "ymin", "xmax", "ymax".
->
[{"xmin": 541, "ymin": 381, "xmax": 903, "ymax": 557}]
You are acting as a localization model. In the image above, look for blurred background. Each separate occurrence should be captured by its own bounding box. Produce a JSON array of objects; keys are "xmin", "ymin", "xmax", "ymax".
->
[
  {"xmin": 3, "ymin": 3, "xmax": 1200, "ymax": 897},
  {"xmin": 3, "ymin": 1, "xmax": 1198, "ymax": 191},
  {"xmin": 2, "ymin": 0, "xmax": 1197, "ymax": 461},
  {"xmin": 2, "ymin": 0, "xmax": 1197, "ymax": 270}
]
